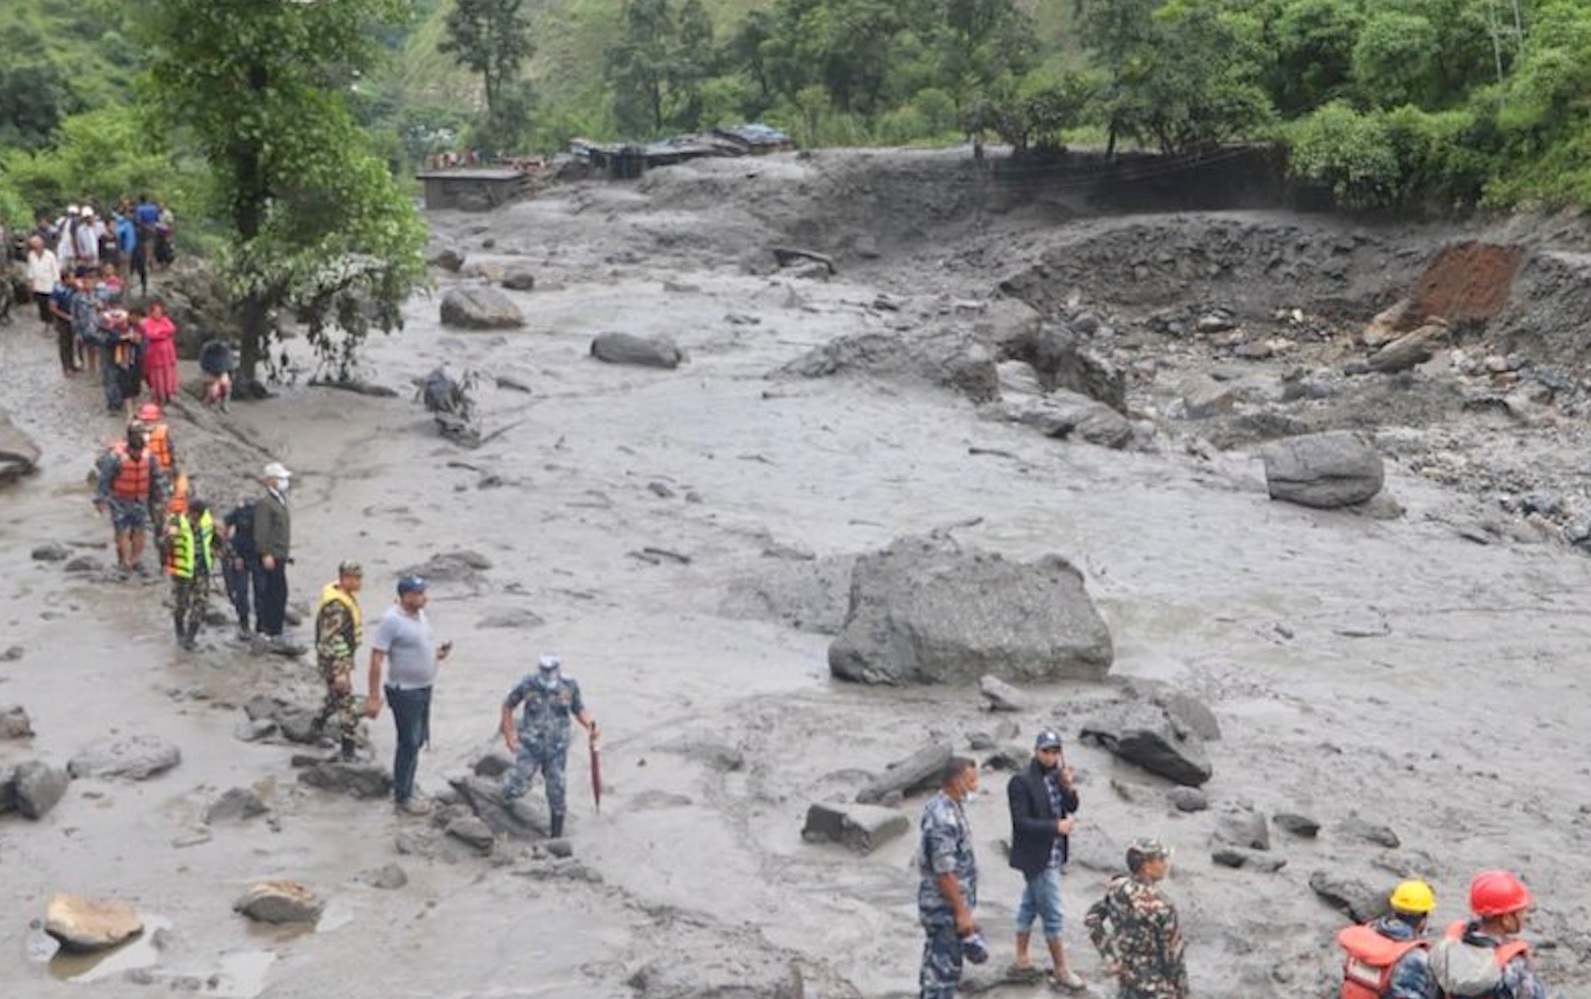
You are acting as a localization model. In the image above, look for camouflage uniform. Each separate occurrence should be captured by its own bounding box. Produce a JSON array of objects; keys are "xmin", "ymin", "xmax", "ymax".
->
[
  {"xmin": 314, "ymin": 584, "xmax": 362, "ymax": 749},
  {"xmin": 917, "ymin": 790, "xmax": 978, "ymax": 999},
  {"xmin": 502, "ymin": 670, "xmax": 586, "ymax": 817},
  {"xmin": 1085, "ymin": 874, "xmax": 1189, "ymax": 999}
]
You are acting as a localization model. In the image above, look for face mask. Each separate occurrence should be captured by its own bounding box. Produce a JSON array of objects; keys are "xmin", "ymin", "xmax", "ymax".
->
[{"xmin": 274, "ymin": 478, "xmax": 290, "ymax": 494}]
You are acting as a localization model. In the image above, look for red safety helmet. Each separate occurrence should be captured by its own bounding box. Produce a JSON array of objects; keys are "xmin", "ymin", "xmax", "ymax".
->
[
  {"xmin": 1469, "ymin": 870, "xmax": 1532, "ymax": 917},
  {"xmin": 136, "ymin": 402, "xmax": 162, "ymax": 422}
]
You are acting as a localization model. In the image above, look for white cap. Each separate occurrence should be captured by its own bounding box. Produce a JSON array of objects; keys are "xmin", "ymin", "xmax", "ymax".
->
[
  {"xmin": 262, "ymin": 461, "xmax": 292, "ymax": 479},
  {"xmin": 538, "ymin": 653, "xmax": 560, "ymax": 671},
  {"xmin": 83, "ymin": 206, "xmax": 96, "ymax": 217},
  {"xmin": 66, "ymin": 204, "xmax": 80, "ymax": 216}
]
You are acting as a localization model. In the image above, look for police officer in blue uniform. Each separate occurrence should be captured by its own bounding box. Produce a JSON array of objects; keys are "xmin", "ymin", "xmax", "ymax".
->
[
  {"xmin": 918, "ymin": 756, "xmax": 983, "ymax": 999},
  {"xmin": 498, "ymin": 653, "xmax": 597, "ymax": 839}
]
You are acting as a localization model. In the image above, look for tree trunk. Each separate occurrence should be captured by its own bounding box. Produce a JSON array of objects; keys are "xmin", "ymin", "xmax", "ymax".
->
[{"xmin": 238, "ymin": 291, "xmax": 271, "ymax": 386}]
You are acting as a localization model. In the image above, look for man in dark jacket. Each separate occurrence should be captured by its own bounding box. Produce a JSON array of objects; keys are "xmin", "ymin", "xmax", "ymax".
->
[
  {"xmin": 253, "ymin": 461, "xmax": 293, "ymax": 645},
  {"xmin": 1007, "ymin": 729, "xmax": 1085, "ymax": 991}
]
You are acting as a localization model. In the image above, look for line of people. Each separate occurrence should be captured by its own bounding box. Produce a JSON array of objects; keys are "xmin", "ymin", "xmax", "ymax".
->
[{"xmin": 915, "ymin": 731, "xmax": 1551, "ymax": 999}]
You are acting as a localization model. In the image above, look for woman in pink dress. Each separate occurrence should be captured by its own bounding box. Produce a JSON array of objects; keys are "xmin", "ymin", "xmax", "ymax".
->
[{"xmin": 140, "ymin": 298, "xmax": 179, "ymax": 405}]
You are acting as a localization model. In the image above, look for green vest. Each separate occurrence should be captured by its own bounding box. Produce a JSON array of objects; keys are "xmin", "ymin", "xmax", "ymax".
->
[{"xmin": 166, "ymin": 509, "xmax": 214, "ymax": 579}]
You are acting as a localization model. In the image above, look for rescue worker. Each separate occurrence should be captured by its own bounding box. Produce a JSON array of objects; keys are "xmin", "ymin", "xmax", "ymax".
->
[
  {"xmin": 1337, "ymin": 880, "xmax": 1438, "ymax": 999},
  {"xmin": 916, "ymin": 756, "xmax": 982, "ymax": 999},
  {"xmin": 164, "ymin": 491, "xmax": 214, "ymax": 650},
  {"xmin": 315, "ymin": 561, "xmax": 365, "ymax": 761},
  {"xmin": 134, "ymin": 402, "xmax": 178, "ymax": 477},
  {"xmin": 499, "ymin": 653, "xmax": 597, "ymax": 839},
  {"xmin": 1085, "ymin": 839, "xmax": 1189, "ymax": 999},
  {"xmin": 1429, "ymin": 871, "xmax": 1547, "ymax": 999},
  {"xmin": 92, "ymin": 425, "xmax": 165, "ymax": 577}
]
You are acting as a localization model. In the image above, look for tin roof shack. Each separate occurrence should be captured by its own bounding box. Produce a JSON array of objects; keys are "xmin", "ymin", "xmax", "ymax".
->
[{"xmin": 414, "ymin": 167, "xmax": 527, "ymax": 211}]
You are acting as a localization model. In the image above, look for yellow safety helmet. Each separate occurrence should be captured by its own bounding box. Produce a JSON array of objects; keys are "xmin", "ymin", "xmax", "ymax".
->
[{"xmin": 1389, "ymin": 879, "xmax": 1436, "ymax": 915}]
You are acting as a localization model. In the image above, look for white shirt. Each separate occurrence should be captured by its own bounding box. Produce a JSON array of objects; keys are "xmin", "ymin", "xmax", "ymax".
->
[{"xmin": 26, "ymin": 249, "xmax": 60, "ymax": 294}]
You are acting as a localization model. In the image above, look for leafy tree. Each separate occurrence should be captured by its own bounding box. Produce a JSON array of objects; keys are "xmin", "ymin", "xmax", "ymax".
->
[
  {"xmin": 1267, "ymin": 0, "xmax": 1364, "ymax": 116},
  {"xmin": 0, "ymin": 60, "xmax": 79, "ymax": 150},
  {"xmin": 143, "ymin": 0, "xmax": 427, "ymax": 386},
  {"xmin": 607, "ymin": 0, "xmax": 717, "ymax": 135},
  {"xmin": 1284, "ymin": 101, "xmax": 1400, "ymax": 205},
  {"xmin": 0, "ymin": 108, "xmax": 174, "ymax": 213},
  {"xmin": 438, "ymin": 0, "xmax": 536, "ymax": 143}
]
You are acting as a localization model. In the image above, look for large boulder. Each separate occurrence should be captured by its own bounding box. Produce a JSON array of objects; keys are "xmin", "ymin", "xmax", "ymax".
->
[
  {"xmin": 14, "ymin": 760, "xmax": 69, "ymax": 819},
  {"xmin": 590, "ymin": 332, "xmax": 683, "ymax": 369},
  {"xmin": 1079, "ymin": 703, "xmax": 1212, "ymax": 786},
  {"xmin": 45, "ymin": 894, "xmax": 143, "ymax": 952},
  {"xmin": 1260, "ymin": 431, "xmax": 1384, "ymax": 509},
  {"xmin": 67, "ymin": 735, "xmax": 181, "ymax": 781},
  {"xmin": 828, "ymin": 535, "xmax": 1114, "ymax": 685},
  {"xmin": 0, "ymin": 412, "xmax": 41, "ymax": 483},
  {"xmin": 439, "ymin": 287, "xmax": 525, "ymax": 330}
]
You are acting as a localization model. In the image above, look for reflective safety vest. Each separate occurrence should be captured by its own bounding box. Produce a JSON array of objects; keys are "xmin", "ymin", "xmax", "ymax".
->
[
  {"xmin": 165, "ymin": 508, "xmax": 214, "ymax": 579},
  {"xmin": 1338, "ymin": 924, "xmax": 1427, "ymax": 999},
  {"xmin": 146, "ymin": 422, "xmax": 174, "ymax": 473},
  {"xmin": 1430, "ymin": 921, "xmax": 1530, "ymax": 999},
  {"xmin": 108, "ymin": 443, "xmax": 154, "ymax": 501},
  {"xmin": 316, "ymin": 582, "xmax": 362, "ymax": 650}
]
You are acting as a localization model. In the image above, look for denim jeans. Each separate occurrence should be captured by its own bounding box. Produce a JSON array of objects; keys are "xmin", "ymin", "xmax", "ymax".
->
[
  {"xmin": 386, "ymin": 685, "xmax": 432, "ymax": 803},
  {"xmin": 1014, "ymin": 866, "xmax": 1064, "ymax": 939}
]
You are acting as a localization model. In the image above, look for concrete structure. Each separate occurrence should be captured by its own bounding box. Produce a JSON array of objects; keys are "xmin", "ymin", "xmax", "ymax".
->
[{"xmin": 414, "ymin": 168, "xmax": 526, "ymax": 211}]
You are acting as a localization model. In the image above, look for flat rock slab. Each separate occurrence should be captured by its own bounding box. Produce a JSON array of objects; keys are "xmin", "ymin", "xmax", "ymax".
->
[
  {"xmin": 296, "ymin": 761, "xmax": 393, "ymax": 800},
  {"xmin": 1006, "ymin": 391, "xmax": 1133, "ymax": 450},
  {"xmin": 856, "ymin": 742, "xmax": 953, "ymax": 804},
  {"xmin": 829, "ymin": 535, "xmax": 1114, "ymax": 686},
  {"xmin": 1309, "ymin": 870, "xmax": 1388, "ymax": 923},
  {"xmin": 802, "ymin": 802, "xmax": 909, "ymax": 854},
  {"xmin": 68, "ymin": 735, "xmax": 181, "ymax": 781},
  {"xmin": 1261, "ymin": 431, "xmax": 1384, "ymax": 509},
  {"xmin": 439, "ymin": 287, "xmax": 525, "ymax": 330},
  {"xmin": 45, "ymin": 894, "xmax": 143, "ymax": 952},
  {"xmin": 234, "ymin": 879, "xmax": 323, "ymax": 924},
  {"xmin": 1079, "ymin": 704, "xmax": 1212, "ymax": 787},
  {"xmin": 978, "ymin": 675, "xmax": 1034, "ymax": 712},
  {"xmin": 590, "ymin": 332, "xmax": 683, "ymax": 369}
]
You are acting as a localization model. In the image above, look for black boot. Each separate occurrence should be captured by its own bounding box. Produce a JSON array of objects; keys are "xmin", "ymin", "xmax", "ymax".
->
[
  {"xmin": 549, "ymin": 812, "xmax": 565, "ymax": 839},
  {"xmin": 340, "ymin": 737, "xmax": 358, "ymax": 762}
]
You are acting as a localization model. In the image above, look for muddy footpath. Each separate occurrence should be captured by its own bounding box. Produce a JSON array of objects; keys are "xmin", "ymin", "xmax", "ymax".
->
[{"xmin": 3, "ymin": 147, "xmax": 1591, "ymax": 999}]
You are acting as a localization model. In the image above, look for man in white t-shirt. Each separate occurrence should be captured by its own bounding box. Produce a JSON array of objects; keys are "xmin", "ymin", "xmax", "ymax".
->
[{"xmin": 365, "ymin": 575, "xmax": 452, "ymax": 815}]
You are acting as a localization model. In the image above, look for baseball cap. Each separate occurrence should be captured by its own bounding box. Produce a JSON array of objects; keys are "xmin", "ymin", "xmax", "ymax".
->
[
  {"xmin": 262, "ymin": 461, "xmax": 292, "ymax": 479},
  {"xmin": 338, "ymin": 560, "xmax": 363, "ymax": 577},
  {"xmin": 397, "ymin": 575, "xmax": 427, "ymax": 595},
  {"xmin": 1034, "ymin": 729, "xmax": 1063, "ymax": 751},
  {"xmin": 1126, "ymin": 838, "xmax": 1170, "ymax": 868},
  {"xmin": 538, "ymin": 653, "xmax": 561, "ymax": 671}
]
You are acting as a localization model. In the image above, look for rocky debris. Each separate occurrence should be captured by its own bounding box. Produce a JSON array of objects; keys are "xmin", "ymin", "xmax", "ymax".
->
[
  {"xmin": 1212, "ymin": 848, "xmax": 1286, "ymax": 872},
  {"xmin": 1260, "ymin": 431, "xmax": 1384, "ymax": 508},
  {"xmin": 1079, "ymin": 703, "xmax": 1213, "ymax": 787},
  {"xmin": 772, "ymin": 246, "xmax": 837, "ymax": 274},
  {"xmin": 1309, "ymin": 870, "xmax": 1389, "ymax": 922},
  {"xmin": 67, "ymin": 735, "xmax": 181, "ymax": 781},
  {"xmin": 999, "ymin": 324, "xmax": 1127, "ymax": 412},
  {"xmin": 1367, "ymin": 322, "xmax": 1447, "ymax": 374},
  {"xmin": 1273, "ymin": 812, "xmax": 1321, "ymax": 838},
  {"xmin": 428, "ymin": 245, "xmax": 466, "ymax": 272},
  {"xmin": 590, "ymin": 331, "xmax": 684, "ymax": 369},
  {"xmin": 801, "ymin": 802, "xmax": 909, "ymax": 854},
  {"xmin": 1146, "ymin": 688, "xmax": 1222, "ymax": 742},
  {"xmin": 1003, "ymin": 391, "xmax": 1135, "ymax": 449},
  {"xmin": 772, "ymin": 331, "xmax": 999, "ymax": 404},
  {"xmin": 400, "ymin": 550, "xmax": 493, "ymax": 586},
  {"xmin": 205, "ymin": 787, "xmax": 269, "ymax": 823},
  {"xmin": 13, "ymin": 760, "xmax": 69, "ymax": 819},
  {"xmin": 297, "ymin": 760, "xmax": 392, "ymax": 800},
  {"xmin": 500, "ymin": 268, "xmax": 536, "ymax": 291},
  {"xmin": 1361, "ymin": 299, "xmax": 1418, "ymax": 347},
  {"xmin": 461, "ymin": 259, "xmax": 504, "ymax": 282},
  {"xmin": 979, "ymin": 675, "xmax": 1034, "ymax": 712},
  {"xmin": 1338, "ymin": 815, "xmax": 1401, "ymax": 848},
  {"xmin": 449, "ymin": 775, "xmax": 545, "ymax": 839},
  {"xmin": 439, "ymin": 287, "xmax": 525, "ymax": 330},
  {"xmin": 0, "ymin": 410, "xmax": 42, "ymax": 483},
  {"xmin": 0, "ymin": 646, "xmax": 21, "ymax": 662},
  {"xmin": 829, "ymin": 534, "xmax": 1113, "ymax": 686},
  {"xmin": 446, "ymin": 815, "xmax": 497, "ymax": 852},
  {"xmin": 855, "ymin": 742, "xmax": 954, "ymax": 804},
  {"xmin": 30, "ymin": 543, "xmax": 69, "ymax": 562},
  {"xmin": 472, "ymin": 747, "xmax": 514, "ymax": 778},
  {"xmin": 1213, "ymin": 805, "xmax": 1270, "ymax": 850},
  {"xmin": 45, "ymin": 894, "xmax": 143, "ymax": 952},
  {"xmin": 1181, "ymin": 375, "xmax": 1238, "ymax": 420},
  {"xmin": 1169, "ymin": 787, "xmax": 1209, "ymax": 812},
  {"xmin": 355, "ymin": 864, "xmax": 408, "ymax": 890},
  {"xmin": 235, "ymin": 718, "xmax": 277, "ymax": 742},
  {"xmin": 234, "ymin": 880, "xmax": 323, "ymax": 925},
  {"xmin": 0, "ymin": 704, "xmax": 34, "ymax": 739}
]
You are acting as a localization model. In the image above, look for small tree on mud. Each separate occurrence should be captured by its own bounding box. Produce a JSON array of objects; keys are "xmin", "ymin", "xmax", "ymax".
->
[{"xmin": 143, "ymin": 0, "xmax": 427, "ymax": 388}]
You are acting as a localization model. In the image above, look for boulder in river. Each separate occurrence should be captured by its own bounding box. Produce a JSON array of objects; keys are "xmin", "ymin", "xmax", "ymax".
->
[
  {"xmin": 67, "ymin": 735, "xmax": 181, "ymax": 781},
  {"xmin": 829, "ymin": 535, "xmax": 1113, "ymax": 686},
  {"xmin": 234, "ymin": 879, "xmax": 324, "ymax": 924},
  {"xmin": 439, "ymin": 287, "xmax": 525, "ymax": 330},
  {"xmin": 801, "ymin": 802, "xmax": 909, "ymax": 854},
  {"xmin": 14, "ymin": 760, "xmax": 70, "ymax": 819},
  {"xmin": 1260, "ymin": 431, "xmax": 1384, "ymax": 509},
  {"xmin": 1079, "ymin": 703, "xmax": 1213, "ymax": 786},
  {"xmin": 0, "ymin": 410, "xmax": 42, "ymax": 483},
  {"xmin": 1309, "ymin": 870, "xmax": 1389, "ymax": 922},
  {"xmin": 590, "ymin": 332, "xmax": 683, "ymax": 369},
  {"xmin": 45, "ymin": 894, "xmax": 143, "ymax": 952}
]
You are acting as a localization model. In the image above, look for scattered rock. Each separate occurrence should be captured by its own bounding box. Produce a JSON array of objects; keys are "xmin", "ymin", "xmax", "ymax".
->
[
  {"xmin": 1273, "ymin": 812, "xmax": 1321, "ymax": 838},
  {"xmin": 1309, "ymin": 870, "xmax": 1389, "ymax": 922},
  {"xmin": 428, "ymin": 246, "xmax": 466, "ymax": 272},
  {"xmin": 234, "ymin": 718, "xmax": 277, "ymax": 742},
  {"xmin": 801, "ymin": 802, "xmax": 910, "ymax": 854},
  {"xmin": 297, "ymin": 761, "xmax": 393, "ymax": 800},
  {"xmin": 1361, "ymin": 299, "xmax": 1417, "ymax": 347},
  {"xmin": 45, "ymin": 894, "xmax": 143, "ymax": 952},
  {"xmin": 1338, "ymin": 815, "xmax": 1401, "ymax": 848},
  {"xmin": 979, "ymin": 675, "xmax": 1034, "ymax": 712},
  {"xmin": 1169, "ymin": 787, "xmax": 1208, "ymax": 812},
  {"xmin": 63, "ymin": 556, "xmax": 103, "ymax": 574},
  {"xmin": 67, "ymin": 735, "xmax": 181, "ymax": 781},
  {"xmin": 355, "ymin": 864, "xmax": 408, "ymax": 890},
  {"xmin": 0, "ymin": 646, "xmax": 21, "ymax": 662},
  {"xmin": 0, "ymin": 410, "xmax": 42, "ymax": 483},
  {"xmin": 1152, "ymin": 690, "xmax": 1222, "ymax": 742},
  {"xmin": 1214, "ymin": 805, "xmax": 1270, "ymax": 850},
  {"xmin": 1079, "ymin": 704, "xmax": 1212, "ymax": 787},
  {"xmin": 1260, "ymin": 431, "xmax": 1384, "ymax": 509},
  {"xmin": 439, "ymin": 287, "xmax": 525, "ymax": 330},
  {"xmin": 590, "ymin": 332, "xmax": 683, "ymax": 370},
  {"xmin": 473, "ymin": 748, "xmax": 515, "ymax": 778},
  {"xmin": 856, "ymin": 742, "xmax": 954, "ymax": 804},
  {"xmin": 446, "ymin": 815, "xmax": 497, "ymax": 852},
  {"xmin": 1367, "ymin": 324, "xmax": 1443, "ymax": 374},
  {"xmin": 234, "ymin": 880, "xmax": 324, "ymax": 925},
  {"xmin": 0, "ymin": 704, "xmax": 34, "ymax": 739},
  {"xmin": 13, "ymin": 760, "xmax": 69, "ymax": 819},
  {"xmin": 30, "ymin": 543, "xmax": 70, "ymax": 562},
  {"xmin": 1181, "ymin": 376, "xmax": 1237, "ymax": 419},
  {"xmin": 475, "ymin": 608, "xmax": 546, "ymax": 631},
  {"xmin": 772, "ymin": 331, "xmax": 999, "ymax": 404},
  {"xmin": 1212, "ymin": 848, "xmax": 1287, "ymax": 872},
  {"xmin": 1005, "ymin": 391, "xmax": 1135, "ymax": 449},
  {"xmin": 1001, "ymin": 325, "xmax": 1127, "ymax": 412},
  {"xmin": 829, "ymin": 534, "xmax": 1114, "ymax": 686},
  {"xmin": 205, "ymin": 787, "xmax": 269, "ymax": 824},
  {"xmin": 449, "ymin": 775, "xmax": 545, "ymax": 839}
]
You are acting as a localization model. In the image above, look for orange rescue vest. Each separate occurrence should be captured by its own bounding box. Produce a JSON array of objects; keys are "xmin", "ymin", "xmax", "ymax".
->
[
  {"xmin": 146, "ymin": 422, "xmax": 174, "ymax": 473},
  {"xmin": 109, "ymin": 443, "xmax": 154, "ymax": 501},
  {"xmin": 1338, "ymin": 924, "xmax": 1426, "ymax": 999}
]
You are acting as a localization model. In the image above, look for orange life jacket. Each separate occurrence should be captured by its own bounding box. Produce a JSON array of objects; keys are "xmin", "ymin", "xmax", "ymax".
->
[
  {"xmin": 1431, "ymin": 921, "xmax": 1531, "ymax": 999},
  {"xmin": 109, "ymin": 443, "xmax": 154, "ymax": 501},
  {"xmin": 1338, "ymin": 924, "xmax": 1427, "ymax": 999},
  {"xmin": 146, "ymin": 422, "xmax": 173, "ymax": 473}
]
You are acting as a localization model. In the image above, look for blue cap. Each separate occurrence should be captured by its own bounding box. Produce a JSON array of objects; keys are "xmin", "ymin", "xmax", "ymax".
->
[
  {"xmin": 397, "ymin": 575, "xmax": 427, "ymax": 595},
  {"xmin": 1034, "ymin": 729, "xmax": 1063, "ymax": 750}
]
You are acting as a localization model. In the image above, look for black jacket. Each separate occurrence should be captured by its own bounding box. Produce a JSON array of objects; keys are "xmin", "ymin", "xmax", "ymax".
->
[{"xmin": 1007, "ymin": 759, "xmax": 1080, "ymax": 878}]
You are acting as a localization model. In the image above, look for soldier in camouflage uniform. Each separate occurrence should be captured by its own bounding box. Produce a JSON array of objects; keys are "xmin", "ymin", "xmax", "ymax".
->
[
  {"xmin": 1085, "ymin": 838, "xmax": 1189, "ymax": 999},
  {"xmin": 917, "ymin": 756, "xmax": 981, "ymax": 999},
  {"xmin": 314, "ymin": 561, "xmax": 365, "ymax": 760},
  {"xmin": 498, "ymin": 653, "xmax": 597, "ymax": 839}
]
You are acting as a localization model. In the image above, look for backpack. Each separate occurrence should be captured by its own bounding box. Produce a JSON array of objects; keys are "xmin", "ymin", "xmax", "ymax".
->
[{"xmin": 1428, "ymin": 923, "xmax": 1529, "ymax": 999}]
